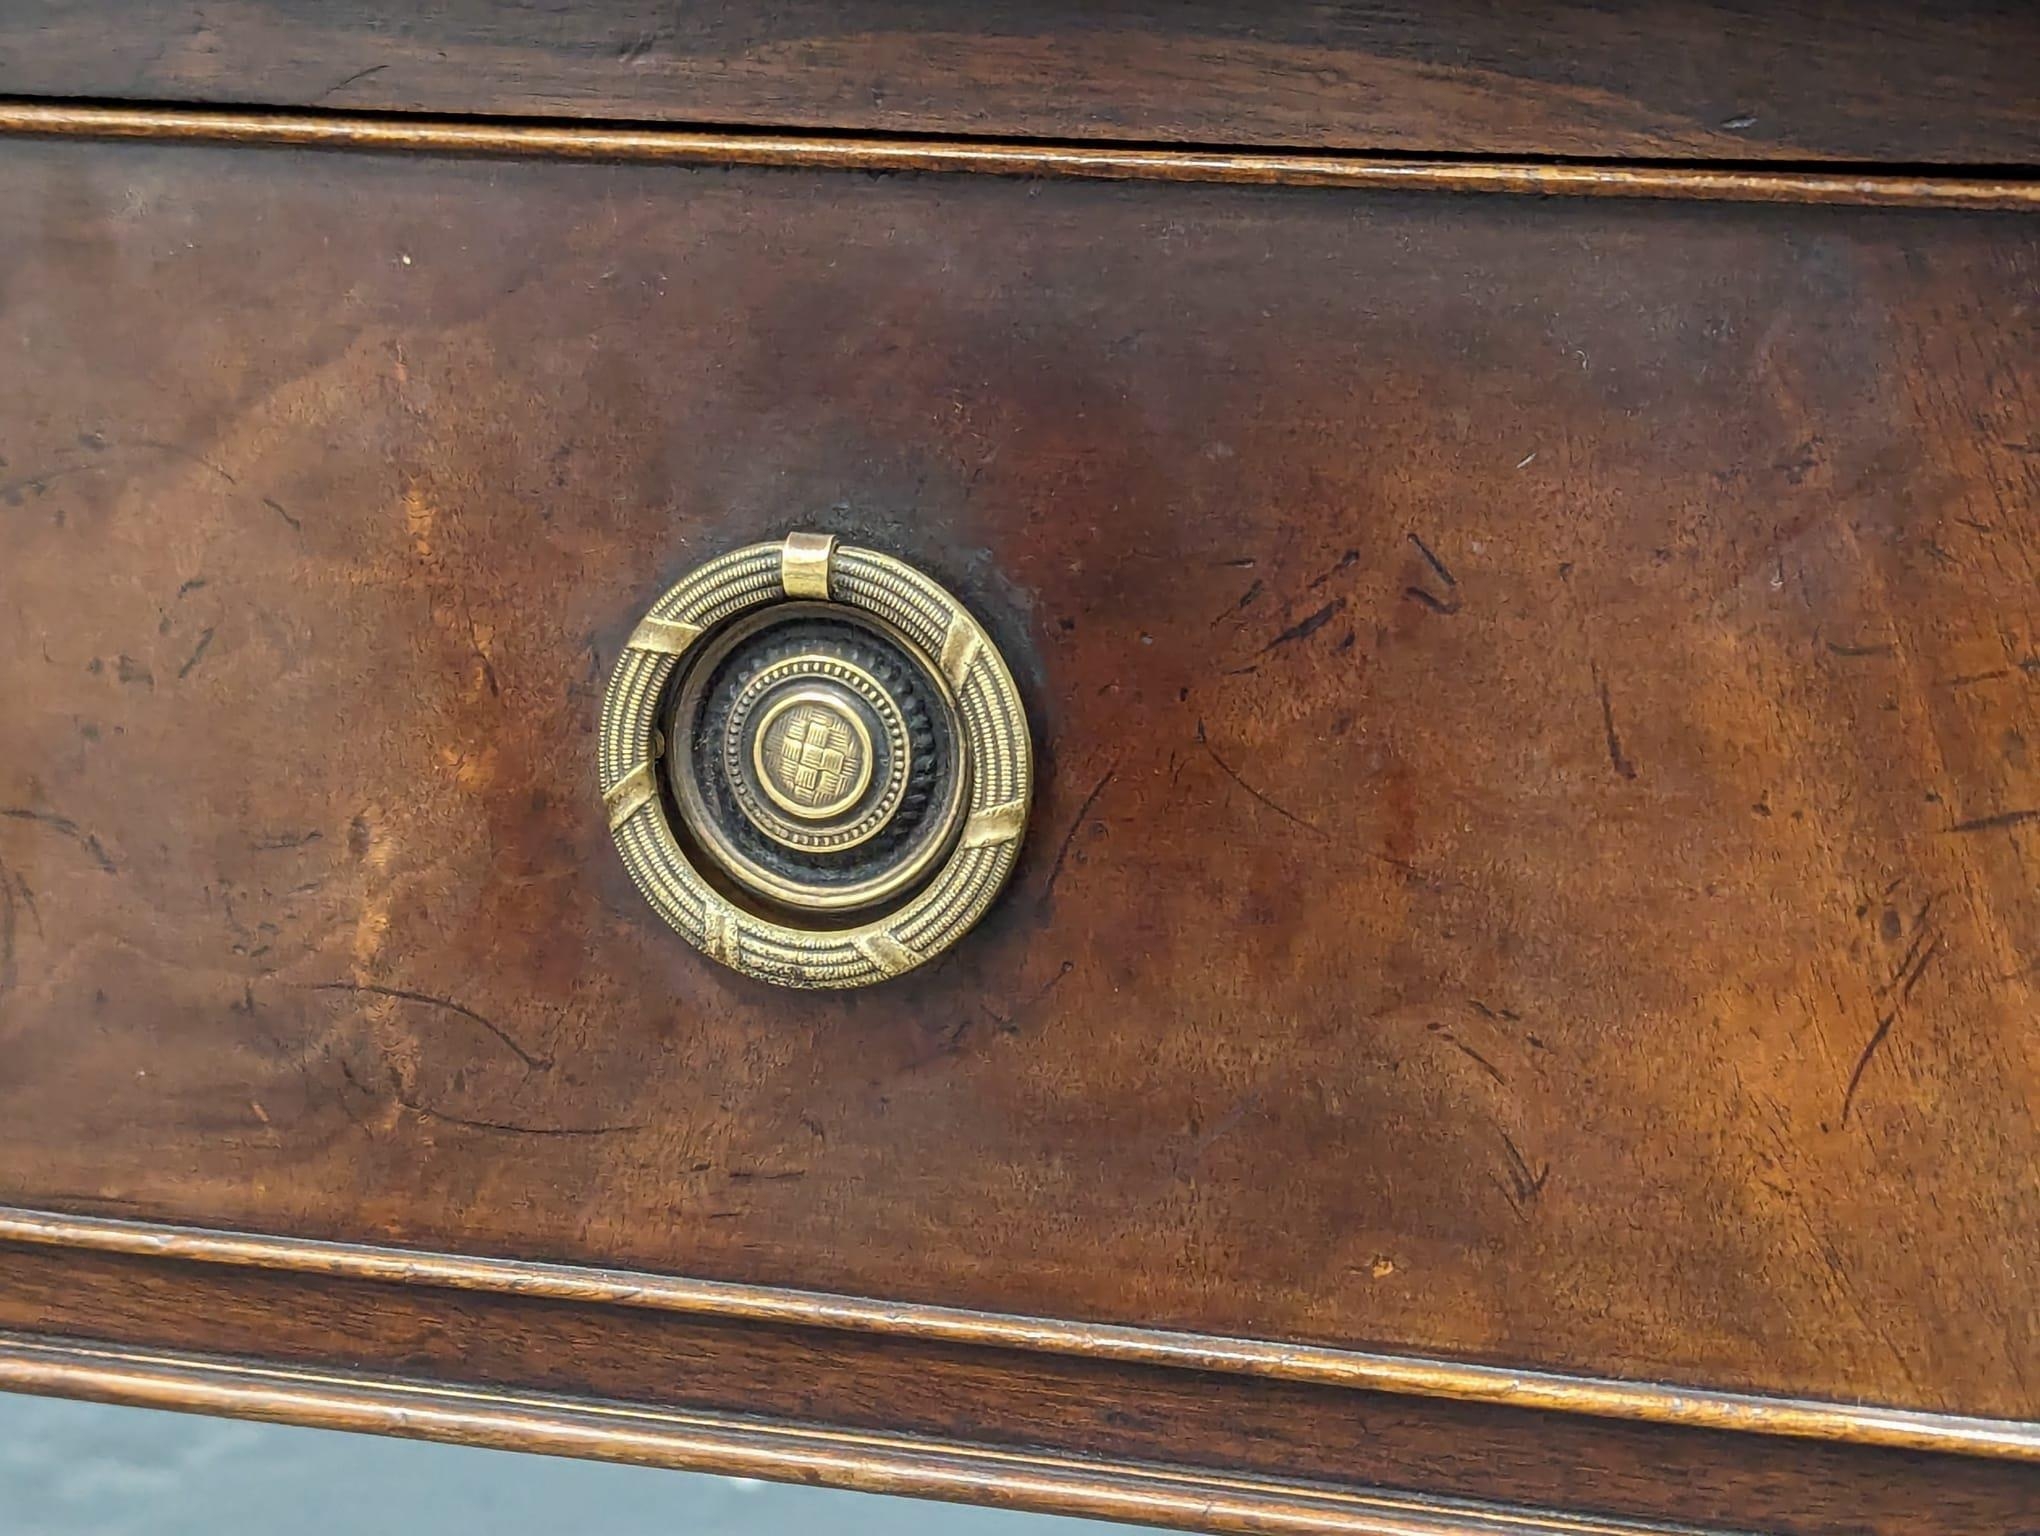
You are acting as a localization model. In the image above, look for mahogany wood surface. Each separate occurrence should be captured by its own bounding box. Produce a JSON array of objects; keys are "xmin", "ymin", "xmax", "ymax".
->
[
  {"xmin": 0, "ymin": 132, "xmax": 2035, "ymax": 1528},
  {"xmin": 1, "ymin": 1, "xmax": 2038, "ymax": 167},
  {"xmin": 0, "ymin": 1244, "xmax": 2034, "ymax": 1535}
]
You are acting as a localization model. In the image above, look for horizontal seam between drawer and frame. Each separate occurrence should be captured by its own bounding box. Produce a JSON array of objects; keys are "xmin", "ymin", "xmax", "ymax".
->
[
  {"xmin": 0, "ymin": 100, "xmax": 2034, "ymax": 211},
  {"xmin": 0, "ymin": 1205, "xmax": 2033, "ymax": 1462}
]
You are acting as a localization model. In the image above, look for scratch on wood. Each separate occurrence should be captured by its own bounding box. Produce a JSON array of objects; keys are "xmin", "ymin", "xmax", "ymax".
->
[
  {"xmin": 1840, "ymin": 935, "xmax": 1942, "ymax": 1126},
  {"xmin": 1210, "ymin": 578, "xmax": 1263, "ymax": 625},
  {"xmin": 134, "ymin": 439, "xmax": 236, "ymax": 485},
  {"xmin": 302, "ymin": 980, "xmax": 552, "ymax": 1071},
  {"xmin": 5, "ymin": 440, "xmax": 238, "ymax": 507},
  {"xmin": 1947, "ymin": 808, "xmax": 2039, "ymax": 834},
  {"xmin": 1403, "ymin": 586, "xmax": 1461, "ymax": 615},
  {"xmin": 0, "ymin": 857, "xmax": 16, "ymax": 1001},
  {"xmin": 1838, "ymin": 1013, "xmax": 1896, "ymax": 1128},
  {"xmin": 318, "ymin": 63, "xmax": 389, "ymax": 100},
  {"xmin": 1407, "ymin": 532, "xmax": 1458, "ymax": 588},
  {"xmin": 175, "ymin": 626, "xmax": 216, "ymax": 680},
  {"xmin": 1042, "ymin": 764, "xmax": 1116, "ymax": 905},
  {"xmin": 401, "ymin": 1093, "xmax": 641, "ymax": 1138},
  {"xmin": 1495, "ymin": 1129, "xmax": 1550, "ymax": 1219},
  {"xmin": 1306, "ymin": 549, "xmax": 1360, "ymax": 590},
  {"xmin": 1261, "ymin": 598, "xmax": 1347, "ymax": 652},
  {"xmin": 251, "ymin": 830, "xmax": 323, "ymax": 852},
  {"xmin": 0, "ymin": 807, "xmax": 117, "ymax": 873},
  {"xmin": 340, "ymin": 1057, "xmax": 635, "ymax": 1137},
  {"xmin": 9, "ymin": 871, "xmax": 39, "ymax": 939},
  {"xmin": 982, "ymin": 958, "xmax": 1076, "ymax": 1035},
  {"xmin": 1401, "ymin": 532, "xmax": 1462, "ymax": 614},
  {"xmin": 1197, "ymin": 720, "xmax": 1324, "ymax": 838},
  {"xmin": 1452, "ymin": 1039, "xmax": 1507, "ymax": 1086},
  {"xmin": 1591, "ymin": 663, "xmax": 1638, "ymax": 780}
]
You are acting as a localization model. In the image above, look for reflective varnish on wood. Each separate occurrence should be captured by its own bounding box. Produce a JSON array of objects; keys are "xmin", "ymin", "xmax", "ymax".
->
[{"xmin": 0, "ymin": 128, "xmax": 2035, "ymax": 1533}]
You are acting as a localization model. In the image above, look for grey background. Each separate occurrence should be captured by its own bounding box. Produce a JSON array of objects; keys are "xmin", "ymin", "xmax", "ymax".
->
[{"xmin": 0, "ymin": 1393, "xmax": 1135, "ymax": 1535}]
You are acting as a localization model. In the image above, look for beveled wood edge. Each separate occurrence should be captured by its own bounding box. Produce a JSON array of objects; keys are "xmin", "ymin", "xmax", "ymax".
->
[
  {"xmin": 3, "ymin": 1206, "xmax": 2034, "ymax": 1462},
  {"xmin": 0, "ymin": 101, "xmax": 2034, "ymax": 211},
  {"xmin": 0, "ymin": 1333, "xmax": 1729, "ymax": 1536}
]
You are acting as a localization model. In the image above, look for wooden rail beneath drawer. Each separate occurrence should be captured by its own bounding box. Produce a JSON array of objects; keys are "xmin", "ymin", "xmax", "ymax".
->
[
  {"xmin": 2, "ymin": 1205, "xmax": 2033, "ymax": 1464},
  {"xmin": 0, "ymin": 1333, "xmax": 1729, "ymax": 1536},
  {"xmin": 0, "ymin": 101, "xmax": 2035, "ymax": 211}
]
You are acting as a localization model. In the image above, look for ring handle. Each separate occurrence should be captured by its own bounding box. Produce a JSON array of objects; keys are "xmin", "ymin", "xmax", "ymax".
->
[{"xmin": 599, "ymin": 533, "xmax": 1031, "ymax": 988}]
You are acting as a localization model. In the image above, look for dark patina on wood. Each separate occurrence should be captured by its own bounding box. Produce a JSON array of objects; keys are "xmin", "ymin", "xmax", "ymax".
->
[
  {"xmin": 0, "ymin": 131, "xmax": 2034, "ymax": 1530},
  {"xmin": 2, "ymin": 0, "xmax": 2038, "ymax": 166},
  {"xmin": 0, "ymin": 1258, "xmax": 2034, "ymax": 1535}
]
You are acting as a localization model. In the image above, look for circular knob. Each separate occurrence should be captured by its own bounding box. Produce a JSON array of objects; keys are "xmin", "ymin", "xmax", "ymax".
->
[{"xmin": 599, "ymin": 533, "xmax": 1031, "ymax": 988}]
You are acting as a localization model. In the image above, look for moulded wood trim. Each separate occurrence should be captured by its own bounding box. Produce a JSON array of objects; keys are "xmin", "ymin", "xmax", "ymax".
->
[
  {"xmin": 0, "ymin": 101, "xmax": 2035, "ymax": 211},
  {"xmin": 2, "ymin": 1205, "xmax": 2034, "ymax": 1463},
  {"xmin": 0, "ymin": 1332, "xmax": 1743, "ymax": 1536}
]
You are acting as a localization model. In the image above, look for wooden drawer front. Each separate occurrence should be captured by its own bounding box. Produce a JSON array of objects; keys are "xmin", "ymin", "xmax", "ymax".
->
[{"xmin": 0, "ymin": 134, "xmax": 2035, "ymax": 1530}]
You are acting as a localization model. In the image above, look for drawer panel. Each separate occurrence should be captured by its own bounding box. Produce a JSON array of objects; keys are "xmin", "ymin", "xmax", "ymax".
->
[
  {"xmin": 0, "ymin": 136, "xmax": 2034, "ymax": 1433},
  {"xmin": 1, "ymin": 1, "xmax": 2037, "ymax": 165}
]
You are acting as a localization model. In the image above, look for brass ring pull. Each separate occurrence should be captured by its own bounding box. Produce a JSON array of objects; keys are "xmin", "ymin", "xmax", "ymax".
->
[{"xmin": 599, "ymin": 533, "xmax": 1031, "ymax": 988}]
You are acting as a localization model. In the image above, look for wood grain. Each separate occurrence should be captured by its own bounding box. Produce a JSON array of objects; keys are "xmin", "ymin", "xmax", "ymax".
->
[
  {"xmin": 0, "ymin": 1, "xmax": 2037, "ymax": 166},
  {"xmin": 10, "ymin": 1205, "xmax": 2033, "ymax": 1462},
  {"xmin": 3, "ymin": 1247, "xmax": 2036, "ymax": 1535},
  {"xmin": 0, "ymin": 136, "xmax": 2035, "ymax": 1442},
  {"xmin": 0, "ymin": 1340, "xmax": 1722, "ymax": 1536}
]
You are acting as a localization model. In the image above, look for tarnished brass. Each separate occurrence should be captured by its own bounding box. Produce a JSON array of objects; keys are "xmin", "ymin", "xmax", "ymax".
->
[
  {"xmin": 779, "ymin": 531, "xmax": 837, "ymax": 599},
  {"xmin": 729, "ymin": 655, "xmax": 904, "ymax": 842},
  {"xmin": 663, "ymin": 601, "xmax": 966, "ymax": 915},
  {"xmin": 599, "ymin": 533, "xmax": 1030, "ymax": 987},
  {"xmin": 753, "ymin": 687, "xmax": 876, "ymax": 819}
]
